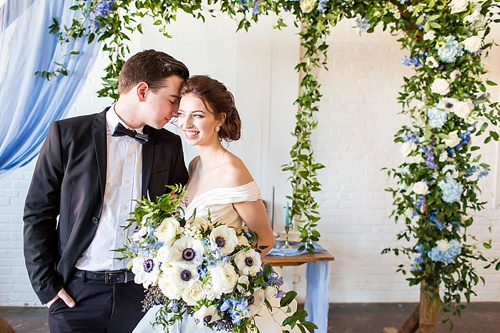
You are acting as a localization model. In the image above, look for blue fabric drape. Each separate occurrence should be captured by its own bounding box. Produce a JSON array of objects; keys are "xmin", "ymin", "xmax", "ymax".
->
[{"xmin": 0, "ymin": 0, "xmax": 100, "ymax": 177}]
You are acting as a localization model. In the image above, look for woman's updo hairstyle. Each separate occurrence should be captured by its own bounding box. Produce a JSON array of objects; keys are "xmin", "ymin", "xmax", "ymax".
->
[{"xmin": 180, "ymin": 75, "xmax": 241, "ymax": 141}]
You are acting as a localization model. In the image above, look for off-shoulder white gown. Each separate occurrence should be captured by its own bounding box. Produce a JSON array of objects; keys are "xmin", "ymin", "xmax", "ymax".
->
[{"xmin": 133, "ymin": 181, "xmax": 299, "ymax": 333}]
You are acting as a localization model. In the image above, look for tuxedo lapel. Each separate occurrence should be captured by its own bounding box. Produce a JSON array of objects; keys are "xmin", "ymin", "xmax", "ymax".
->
[
  {"xmin": 141, "ymin": 126, "xmax": 155, "ymax": 198},
  {"xmin": 92, "ymin": 110, "xmax": 108, "ymax": 199}
]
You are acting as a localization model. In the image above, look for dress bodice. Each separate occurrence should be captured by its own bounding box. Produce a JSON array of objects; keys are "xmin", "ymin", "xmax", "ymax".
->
[{"xmin": 183, "ymin": 181, "xmax": 261, "ymax": 229}]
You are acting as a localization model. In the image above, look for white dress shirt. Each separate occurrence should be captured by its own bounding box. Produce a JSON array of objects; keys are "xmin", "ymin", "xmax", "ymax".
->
[{"xmin": 76, "ymin": 106, "xmax": 143, "ymax": 271}]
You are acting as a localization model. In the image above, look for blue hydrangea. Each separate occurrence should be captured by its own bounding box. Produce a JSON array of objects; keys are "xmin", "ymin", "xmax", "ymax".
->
[
  {"xmin": 428, "ymin": 239, "xmax": 462, "ymax": 264},
  {"xmin": 438, "ymin": 178, "xmax": 463, "ymax": 203},
  {"xmin": 436, "ymin": 36, "xmax": 464, "ymax": 63},
  {"xmin": 427, "ymin": 106, "xmax": 448, "ymax": 129}
]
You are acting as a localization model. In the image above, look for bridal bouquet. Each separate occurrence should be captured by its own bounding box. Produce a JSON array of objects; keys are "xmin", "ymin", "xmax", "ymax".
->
[{"xmin": 118, "ymin": 185, "xmax": 315, "ymax": 333}]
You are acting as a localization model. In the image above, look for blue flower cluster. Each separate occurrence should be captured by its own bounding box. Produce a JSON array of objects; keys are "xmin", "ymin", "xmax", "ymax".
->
[
  {"xmin": 93, "ymin": 0, "xmax": 114, "ymax": 17},
  {"xmin": 424, "ymin": 146, "xmax": 437, "ymax": 169},
  {"xmin": 427, "ymin": 106, "xmax": 448, "ymax": 129},
  {"xmin": 404, "ymin": 132, "xmax": 419, "ymax": 143},
  {"xmin": 317, "ymin": 0, "xmax": 328, "ymax": 13},
  {"xmin": 454, "ymin": 129, "xmax": 471, "ymax": 152},
  {"xmin": 401, "ymin": 55, "xmax": 422, "ymax": 67},
  {"xmin": 356, "ymin": 17, "xmax": 371, "ymax": 33},
  {"xmin": 438, "ymin": 177, "xmax": 463, "ymax": 203},
  {"xmin": 220, "ymin": 297, "xmax": 249, "ymax": 325},
  {"xmin": 236, "ymin": 0, "xmax": 260, "ymax": 15},
  {"xmin": 436, "ymin": 36, "xmax": 464, "ymax": 63},
  {"xmin": 428, "ymin": 239, "xmax": 462, "ymax": 264},
  {"xmin": 428, "ymin": 211, "xmax": 444, "ymax": 232}
]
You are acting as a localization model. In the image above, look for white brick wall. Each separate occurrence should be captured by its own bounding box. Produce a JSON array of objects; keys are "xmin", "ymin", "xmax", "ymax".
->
[{"xmin": 1, "ymin": 13, "xmax": 499, "ymax": 306}]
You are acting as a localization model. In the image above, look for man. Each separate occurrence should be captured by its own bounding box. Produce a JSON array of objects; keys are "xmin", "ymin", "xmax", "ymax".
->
[{"xmin": 23, "ymin": 49, "xmax": 190, "ymax": 332}]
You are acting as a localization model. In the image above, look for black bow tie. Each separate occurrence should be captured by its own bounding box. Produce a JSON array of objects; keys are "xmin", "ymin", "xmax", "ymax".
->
[{"xmin": 112, "ymin": 123, "xmax": 148, "ymax": 144}]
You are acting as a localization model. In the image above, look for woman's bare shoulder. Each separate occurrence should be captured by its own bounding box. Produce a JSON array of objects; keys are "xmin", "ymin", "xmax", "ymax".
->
[{"xmin": 217, "ymin": 153, "xmax": 253, "ymax": 187}]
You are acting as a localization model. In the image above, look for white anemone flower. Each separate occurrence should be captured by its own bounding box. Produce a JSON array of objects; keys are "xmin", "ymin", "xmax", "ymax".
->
[
  {"xmin": 170, "ymin": 263, "xmax": 200, "ymax": 292},
  {"xmin": 234, "ymin": 249, "xmax": 262, "ymax": 276},
  {"xmin": 210, "ymin": 225, "xmax": 238, "ymax": 255},
  {"xmin": 132, "ymin": 254, "xmax": 160, "ymax": 288},
  {"xmin": 247, "ymin": 288, "xmax": 265, "ymax": 317},
  {"xmin": 172, "ymin": 235, "xmax": 205, "ymax": 265},
  {"xmin": 193, "ymin": 305, "xmax": 221, "ymax": 328}
]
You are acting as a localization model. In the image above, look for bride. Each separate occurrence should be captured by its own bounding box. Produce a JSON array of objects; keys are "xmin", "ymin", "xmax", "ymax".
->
[{"xmin": 134, "ymin": 75, "xmax": 299, "ymax": 332}]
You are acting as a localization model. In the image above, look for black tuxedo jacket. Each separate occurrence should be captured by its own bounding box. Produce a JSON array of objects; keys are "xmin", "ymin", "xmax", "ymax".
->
[{"xmin": 23, "ymin": 109, "xmax": 188, "ymax": 304}]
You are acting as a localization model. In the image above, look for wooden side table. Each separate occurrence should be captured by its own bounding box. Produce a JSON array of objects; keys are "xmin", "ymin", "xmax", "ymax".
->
[{"xmin": 263, "ymin": 247, "xmax": 335, "ymax": 333}]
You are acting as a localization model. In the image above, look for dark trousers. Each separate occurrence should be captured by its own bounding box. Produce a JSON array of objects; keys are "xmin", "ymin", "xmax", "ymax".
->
[{"xmin": 48, "ymin": 276, "xmax": 145, "ymax": 333}]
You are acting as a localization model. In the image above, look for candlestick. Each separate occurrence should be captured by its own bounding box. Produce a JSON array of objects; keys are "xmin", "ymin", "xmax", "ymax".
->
[{"xmin": 285, "ymin": 202, "xmax": 289, "ymax": 227}]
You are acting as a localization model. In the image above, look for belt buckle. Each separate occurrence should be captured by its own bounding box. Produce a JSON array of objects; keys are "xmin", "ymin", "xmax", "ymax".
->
[{"xmin": 104, "ymin": 270, "xmax": 126, "ymax": 284}]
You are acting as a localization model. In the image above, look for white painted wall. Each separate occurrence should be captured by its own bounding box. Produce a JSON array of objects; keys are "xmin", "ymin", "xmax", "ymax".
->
[{"xmin": 1, "ymin": 11, "xmax": 499, "ymax": 306}]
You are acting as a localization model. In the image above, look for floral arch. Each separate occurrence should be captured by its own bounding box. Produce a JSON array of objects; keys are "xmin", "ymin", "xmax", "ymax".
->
[{"xmin": 48, "ymin": 0, "xmax": 500, "ymax": 330}]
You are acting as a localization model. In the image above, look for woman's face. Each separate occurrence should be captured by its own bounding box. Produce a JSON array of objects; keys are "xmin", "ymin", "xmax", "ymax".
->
[{"xmin": 177, "ymin": 93, "xmax": 222, "ymax": 146}]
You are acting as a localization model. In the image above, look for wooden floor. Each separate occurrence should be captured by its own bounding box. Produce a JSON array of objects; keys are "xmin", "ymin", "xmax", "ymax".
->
[{"xmin": 1, "ymin": 302, "xmax": 499, "ymax": 333}]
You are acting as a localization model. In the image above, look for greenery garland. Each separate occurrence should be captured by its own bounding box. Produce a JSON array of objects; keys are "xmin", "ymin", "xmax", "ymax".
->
[{"xmin": 43, "ymin": 0, "xmax": 500, "ymax": 327}]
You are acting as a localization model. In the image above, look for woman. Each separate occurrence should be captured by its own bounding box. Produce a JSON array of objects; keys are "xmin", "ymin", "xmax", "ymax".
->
[{"xmin": 134, "ymin": 75, "xmax": 298, "ymax": 333}]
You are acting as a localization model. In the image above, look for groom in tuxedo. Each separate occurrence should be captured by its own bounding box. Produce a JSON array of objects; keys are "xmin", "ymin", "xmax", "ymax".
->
[{"xmin": 23, "ymin": 49, "xmax": 189, "ymax": 332}]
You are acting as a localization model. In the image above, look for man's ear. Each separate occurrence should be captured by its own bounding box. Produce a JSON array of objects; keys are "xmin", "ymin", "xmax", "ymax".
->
[{"xmin": 136, "ymin": 82, "xmax": 148, "ymax": 102}]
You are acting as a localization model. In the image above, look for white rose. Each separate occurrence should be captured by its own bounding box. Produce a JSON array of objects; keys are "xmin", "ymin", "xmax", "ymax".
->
[
  {"xmin": 450, "ymin": 0, "xmax": 469, "ymax": 14},
  {"xmin": 453, "ymin": 100, "xmax": 474, "ymax": 119},
  {"xmin": 300, "ymin": 0, "xmax": 316, "ymax": 13},
  {"xmin": 156, "ymin": 245, "xmax": 181, "ymax": 264},
  {"xmin": 436, "ymin": 239, "xmax": 451, "ymax": 252},
  {"xmin": 431, "ymin": 78, "xmax": 450, "ymax": 95},
  {"xmin": 443, "ymin": 131, "xmax": 461, "ymax": 148},
  {"xmin": 155, "ymin": 217, "xmax": 181, "ymax": 246},
  {"xmin": 463, "ymin": 36, "xmax": 482, "ymax": 52},
  {"xmin": 190, "ymin": 217, "xmax": 209, "ymax": 230},
  {"xmin": 209, "ymin": 262, "xmax": 239, "ymax": 297},
  {"xmin": 158, "ymin": 275, "xmax": 182, "ymax": 300},
  {"xmin": 400, "ymin": 142, "xmax": 417, "ymax": 157},
  {"xmin": 412, "ymin": 181, "xmax": 430, "ymax": 195},
  {"xmin": 182, "ymin": 280, "xmax": 205, "ymax": 306}
]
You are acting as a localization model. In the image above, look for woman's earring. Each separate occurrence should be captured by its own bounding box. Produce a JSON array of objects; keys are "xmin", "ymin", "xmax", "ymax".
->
[{"xmin": 215, "ymin": 126, "xmax": 220, "ymax": 132}]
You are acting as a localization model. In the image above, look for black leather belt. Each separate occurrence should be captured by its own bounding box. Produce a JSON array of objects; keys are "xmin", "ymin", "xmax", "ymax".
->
[{"xmin": 74, "ymin": 269, "xmax": 135, "ymax": 284}]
